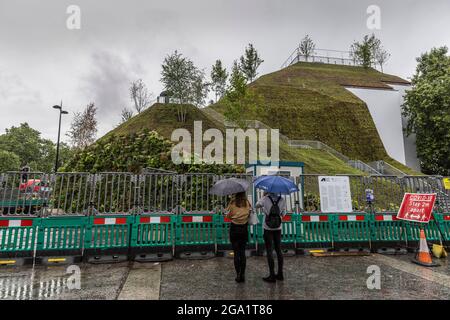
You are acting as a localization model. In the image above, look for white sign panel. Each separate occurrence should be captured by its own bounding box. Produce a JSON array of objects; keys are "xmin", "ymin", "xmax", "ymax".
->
[{"xmin": 318, "ymin": 176, "xmax": 353, "ymax": 213}]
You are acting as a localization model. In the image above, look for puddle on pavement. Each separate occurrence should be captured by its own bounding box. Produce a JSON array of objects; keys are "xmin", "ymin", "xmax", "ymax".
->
[{"xmin": 0, "ymin": 266, "xmax": 73, "ymax": 300}]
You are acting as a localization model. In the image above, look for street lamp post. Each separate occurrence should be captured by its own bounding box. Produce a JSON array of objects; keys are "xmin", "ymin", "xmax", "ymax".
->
[{"xmin": 53, "ymin": 101, "xmax": 69, "ymax": 173}]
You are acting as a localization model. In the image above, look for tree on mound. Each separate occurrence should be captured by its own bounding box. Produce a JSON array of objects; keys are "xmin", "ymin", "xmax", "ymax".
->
[
  {"xmin": 62, "ymin": 129, "xmax": 243, "ymax": 175},
  {"xmin": 223, "ymin": 61, "xmax": 265, "ymax": 128},
  {"xmin": 160, "ymin": 51, "xmax": 209, "ymax": 122}
]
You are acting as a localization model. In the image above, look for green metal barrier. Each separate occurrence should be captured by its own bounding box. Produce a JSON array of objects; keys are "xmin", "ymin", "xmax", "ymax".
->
[
  {"xmin": 0, "ymin": 217, "xmax": 39, "ymax": 264},
  {"xmin": 333, "ymin": 214, "xmax": 371, "ymax": 249},
  {"xmin": 130, "ymin": 214, "xmax": 175, "ymax": 261},
  {"xmin": 83, "ymin": 215, "xmax": 134, "ymax": 263},
  {"xmin": 36, "ymin": 216, "xmax": 87, "ymax": 263},
  {"xmin": 296, "ymin": 214, "xmax": 334, "ymax": 250},
  {"xmin": 175, "ymin": 213, "xmax": 216, "ymax": 258}
]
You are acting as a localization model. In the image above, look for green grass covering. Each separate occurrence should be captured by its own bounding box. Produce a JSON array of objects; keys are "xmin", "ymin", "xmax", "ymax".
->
[
  {"xmin": 210, "ymin": 62, "xmax": 410, "ymax": 163},
  {"xmin": 384, "ymin": 157, "xmax": 422, "ymax": 176},
  {"xmin": 101, "ymin": 103, "xmax": 363, "ymax": 174},
  {"xmin": 103, "ymin": 103, "xmax": 224, "ymax": 141},
  {"xmin": 279, "ymin": 142, "xmax": 362, "ymax": 174},
  {"xmin": 98, "ymin": 63, "xmax": 419, "ymax": 175}
]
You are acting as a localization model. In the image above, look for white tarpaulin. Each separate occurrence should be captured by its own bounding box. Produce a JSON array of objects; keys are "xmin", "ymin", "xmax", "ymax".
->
[{"xmin": 318, "ymin": 176, "xmax": 353, "ymax": 213}]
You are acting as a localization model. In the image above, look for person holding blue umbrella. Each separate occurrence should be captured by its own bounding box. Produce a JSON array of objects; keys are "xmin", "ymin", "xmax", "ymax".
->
[{"xmin": 254, "ymin": 175, "xmax": 298, "ymax": 283}]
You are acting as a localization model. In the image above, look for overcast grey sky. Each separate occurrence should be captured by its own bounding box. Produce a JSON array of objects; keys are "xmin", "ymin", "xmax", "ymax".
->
[{"xmin": 1, "ymin": 0, "xmax": 449, "ymax": 142}]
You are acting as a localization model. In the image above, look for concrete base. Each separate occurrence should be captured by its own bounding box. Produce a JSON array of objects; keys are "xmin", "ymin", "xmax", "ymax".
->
[
  {"xmin": 177, "ymin": 251, "xmax": 216, "ymax": 260},
  {"xmin": 134, "ymin": 252, "xmax": 173, "ymax": 262},
  {"xmin": 376, "ymin": 247, "xmax": 408, "ymax": 255},
  {"xmin": 38, "ymin": 256, "xmax": 80, "ymax": 266},
  {"xmin": 0, "ymin": 257, "xmax": 27, "ymax": 267},
  {"xmin": 86, "ymin": 254, "xmax": 129, "ymax": 264}
]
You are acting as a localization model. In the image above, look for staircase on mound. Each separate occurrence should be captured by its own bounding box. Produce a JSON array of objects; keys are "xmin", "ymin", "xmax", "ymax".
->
[{"xmin": 202, "ymin": 107, "xmax": 406, "ymax": 176}]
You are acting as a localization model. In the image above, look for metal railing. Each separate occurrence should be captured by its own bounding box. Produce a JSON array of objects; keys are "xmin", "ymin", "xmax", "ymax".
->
[
  {"xmin": 1, "ymin": 172, "xmax": 448, "ymax": 216},
  {"xmin": 202, "ymin": 107, "xmax": 394, "ymax": 176},
  {"xmin": 368, "ymin": 160, "xmax": 406, "ymax": 176},
  {"xmin": 281, "ymin": 48, "xmax": 377, "ymax": 69},
  {"xmin": 289, "ymin": 140, "xmax": 350, "ymax": 163},
  {"xmin": 347, "ymin": 160, "xmax": 381, "ymax": 175}
]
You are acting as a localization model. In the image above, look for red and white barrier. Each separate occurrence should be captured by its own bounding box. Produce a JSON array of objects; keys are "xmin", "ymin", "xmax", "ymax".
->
[
  {"xmin": 139, "ymin": 216, "xmax": 171, "ymax": 224},
  {"xmin": 301, "ymin": 215, "xmax": 329, "ymax": 222},
  {"xmin": 0, "ymin": 219, "xmax": 33, "ymax": 227},
  {"xmin": 182, "ymin": 216, "xmax": 213, "ymax": 223},
  {"xmin": 93, "ymin": 217, "xmax": 127, "ymax": 225},
  {"xmin": 338, "ymin": 215, "xmax": 366, "ymax": 221},
  {"xmin": 374, "ymin": 214, "xmax": 399, "ymax": 221}
]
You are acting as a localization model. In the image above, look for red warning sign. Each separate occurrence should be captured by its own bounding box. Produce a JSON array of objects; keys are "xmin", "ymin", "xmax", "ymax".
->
[{"xmin": 396, "ymin": 193, "xmax": 437, "ymax": 223}]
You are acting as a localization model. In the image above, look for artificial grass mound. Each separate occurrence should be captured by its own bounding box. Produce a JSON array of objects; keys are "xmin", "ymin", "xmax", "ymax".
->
[
  {"xmin": 103, "ymin": 103, "xmax": 224, "ymax": 141},
  {"xmin": 210, "ymin": 62, "xmax": 410, "ymax": 163},
  {"xmin": 98, "ymin": 103, "xmax": 363, "ymax": 174},
  {"xmin": 96, "ymin": 62, "xmax": 419, "ymax": 175}
]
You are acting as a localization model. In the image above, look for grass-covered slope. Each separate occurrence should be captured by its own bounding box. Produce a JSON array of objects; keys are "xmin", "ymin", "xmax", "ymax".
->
[
  {"xmin": 104, "ymin": 103, "xmax": 224, "ymax": 140},
  {"xmin": 210, "ymin": 62, "xmax": 409, "ymax": 163},
  {"xmin": 100, "ymin": 103, "xmax": 362, "ymax": 174}
]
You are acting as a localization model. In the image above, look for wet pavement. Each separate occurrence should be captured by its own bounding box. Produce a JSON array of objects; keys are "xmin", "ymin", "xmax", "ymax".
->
[{"xmin": 1, "ymin": 253, "xmax": 450, "ymax": 300}]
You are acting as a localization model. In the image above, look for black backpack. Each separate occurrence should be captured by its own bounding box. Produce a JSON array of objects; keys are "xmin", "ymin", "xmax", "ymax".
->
[{"xmin": 265, "ymin": 196, "xmax": 282, "ymax": 229}]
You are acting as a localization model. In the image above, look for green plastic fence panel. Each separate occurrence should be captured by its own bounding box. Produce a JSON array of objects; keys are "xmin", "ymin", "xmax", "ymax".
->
[
  {"xmin": 214, "ymin": 214, "xmax": 229, "ymax": 247},
  {"xmin": 280, "ymin": 214, "xmax": 297, "ymax": 244},
  {"xmin": 256, "ymin": 213, "xmax": 298, "ymax": 245},
  {"xmin": 36, "ymin": 216, "xmax": 87, "ymax": 252},
  {"xmin": 403, "ymin": 215, "xmax": 442, "ymax": 242},
  {"xmin": 0, "ymin": 217, "xmax": 40, "ymax": 253},
  {"xmin": 130, "ymin": 214, "xmax": 175, "ymax": 248},
  {"xmin": 214, "ymin": 215, "xmax": 258, "ymax": 247},
  {"xmin": 434, "ymin": 213, "xmax": 450, "ymax": 242},
  {"xmin": 296, "ymin": 214, "xmax": 334, "ymax": 244},
  {"xmin": 333, "ymin": 214, "xmax": 371, "ymax": 243},
  {"xmin": 175, "ymin": 214, "xmax": 216, "ymax": 246},
  {"xmin": 371, "ymin": 213, "xmax": 407, "ymax": 242},
  {"xmin": 84, "ymin": 215, "xmax": 133, "ymax": 250}
]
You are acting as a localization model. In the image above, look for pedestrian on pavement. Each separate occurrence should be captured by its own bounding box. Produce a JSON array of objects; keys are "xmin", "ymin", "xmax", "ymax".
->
[
  {"xmin": 256, "ymin": 191, "xmax": 287, "ymax": 282},
  {"xmin": 225, "ymin": 192, "xmax": 252, "ymax": 283}
]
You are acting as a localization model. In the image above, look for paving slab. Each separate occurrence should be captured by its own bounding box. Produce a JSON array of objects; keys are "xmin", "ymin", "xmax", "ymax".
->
[
  {"xmin": 2, "ymin": 253, "xmax": 450, "ymax": 300},
  {"xmin": 159, "ymin": 254, "xmax": 450, "ymax": 300},
  {"xmin": 117, "ymin": 262, "xmax": 161, "ymax": 300},
  {"xmin": 0, "ymin": 262, "xmax": 131, "ymax": 300}
]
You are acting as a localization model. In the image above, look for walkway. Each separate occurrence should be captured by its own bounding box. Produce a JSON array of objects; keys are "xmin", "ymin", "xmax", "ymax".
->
[{"xmin": 1, "ymin": 253, "xmax": 450, "ymax": 300}]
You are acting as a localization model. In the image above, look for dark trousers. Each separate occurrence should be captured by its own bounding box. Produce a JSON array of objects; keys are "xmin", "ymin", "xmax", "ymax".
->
[
  {"xmin": 263, "ymin": 229, "xmax": 283, "ymax": 276},
  {"xmin": 230, "ymin": 223, "xmax": 248, "ymax": 276}
]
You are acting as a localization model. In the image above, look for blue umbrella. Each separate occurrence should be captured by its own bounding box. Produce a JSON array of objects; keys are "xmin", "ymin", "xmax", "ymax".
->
[{"xmin": 254, "ymin": 175, "xmax": 299, "ymax": 194}]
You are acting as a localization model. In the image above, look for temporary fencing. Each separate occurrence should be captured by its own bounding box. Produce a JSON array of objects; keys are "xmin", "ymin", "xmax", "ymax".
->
[
  {"xmin": 1, "ymin": 171, "xmax": 450, "ymax": 264},
  {"xmin": 130, "ymin": 213, "xmax": 175, "ymax": 262},
  {"xmin": 0, "ymin": 216, "xmax": 38, "ymax": 264},
  {"xmin": 333, "ymin": 213, "xmax": 372, "ymax": 251},
  {"xmin": 36, "ymin": 215, "xmax": 87, "ymax": 264},
  {"xmin": 83, "ymin": 214, "xmax": 134, "ymax": 263},
  {"xmin": 174, "ymin": 213, "xmax": 216, "ymax": 259}
]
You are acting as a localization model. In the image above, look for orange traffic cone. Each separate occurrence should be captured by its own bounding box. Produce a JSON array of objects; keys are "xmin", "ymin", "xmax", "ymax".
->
[{"xmin": 412, "ymin": 229, "xmax": 439, "ymax": 267}]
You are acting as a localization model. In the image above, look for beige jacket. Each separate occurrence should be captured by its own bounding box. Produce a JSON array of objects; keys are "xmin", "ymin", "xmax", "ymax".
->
[{"xmin": 226, "ymin": 200, "xmax": 251, "ymax": 225}]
